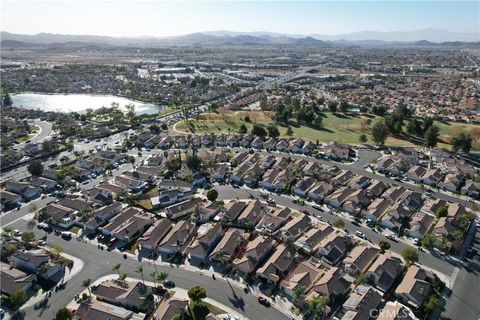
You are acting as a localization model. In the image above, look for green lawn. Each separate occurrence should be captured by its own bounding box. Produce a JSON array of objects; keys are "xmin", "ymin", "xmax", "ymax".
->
[
  {"xmin": 176, "ymin": 111, "xmax": 479, "ymax": 150},
  {"xmin": 70, "ymin": 226, "xmax": 81, "ymax": 234}
]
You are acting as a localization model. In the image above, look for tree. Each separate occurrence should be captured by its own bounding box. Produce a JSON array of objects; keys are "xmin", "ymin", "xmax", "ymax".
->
[
  {"xmin": 451, "ymin": 132, "xmax": 472, "ymax": 153},
  {"xmin": 267, "ymin": 125, "xmax": 280, "ymax": 138},
  {"xmin": 82, "ymin": 278, "xmax": 93, "ymax": 298},
  {"xmin": 188, "ymin": 286, "xmax": 207, "ymax": 303},
  {"xmin": 371, "ymin": 121, "xmax": 389, "ymax": 145},
  {"xmin": 136, "ymin": 265, "xmax": 145, "ymax": 286},
  {"xmin": 27, "ymin": 159, "xmax": 44, "ymax": 176},
  {"xmin": 452, "ymin": 230, "xmax": 464, "ymax": 241},
  {"xmin": 359, "ymin": 134, "xmax": 368, "ymax": 143},
  {"xmin": 422, "ymin": 233, "xmax": 435, "ymax": 249},
  {"xmin": 424, "ymin": 125, "xmax": 440, "ymax": 148},
  {"xmin": 2, "ymin": 92, "xmax": 13, "ymax": 106},
  {"xmin": 435, "ymin": 205, "xmax": 448, "ymax": 218},
  {"xmin": 401, "ymin": 248, "xmax": 419, "ymax": 266},
  {"xmin": 251, "ymin": 124, "xmax": 267, "ymax": 137},
  {"xmin": 55, "ymin": 308, "xmax": 73, "ymax": 320},
  {"xmin": 10, "ymin": 289, "xmax": 26, "ymax": 309},
  {"xmin": 354, "ymin": 273, "xmax": 368, "ymax": 285},
  {"xmin": 156, "ymin": 271, "xmax": 169, "ymax": 282},
  {"xmin": 423, "ymin": 117, "xmax": 434, "ymax": 133},
  {"xmin": 186, "ymin": 155, "xmax": 202, "ymax": 171},
  {"xmin": 21, "ymin": 231, "xmax": 35, "ymax": 243},
  {"xmin": 313, "ymin": 114, "xmax": 323, "ymax": 128},
  {"xmin": 238, "ymin": 124, "xmax": 247, "ymax": 134},
  {"xmin": 308, "ymin": 295, "xmax": 329, "ymax": 320},
  {"xmin": 206, "ymin": 189, "xmax": 218, "ymax": 202},
  {"xmin": 286, "ymin": 126, "xmax": 294, "ymax": 137},
  {"xmin": 340, "ymin": 100, "xmax": 350, "ymax": 113},
  {"xmin": 284, "ymin": 236, "xmax": 294, "ymax": 247},
  {"xmin": 378, "ymin": 240, "xmax": 390, "ymax": 253},
  {"xmin": 292, "ymin": 285, "xmax": 305, "ymax": 303},
  {"xmin": 424, "ymin": 295, "xmax": 439, "ymax": 314},
  {"xmin": 332, "ymin": 219, "xmax": 345, "ymax": 228},
  {"xmin": 328, "ymin": 101, "xmax": 338, "ymax": 113},
  {"xmin": 112, "ymin": 263, "xmax": 121, "ymax": 277},
  {"xmin": 406, "ymin": 119, "xmax": 423, "ymax": 136},
  {"xmin": 52, "ymin": 245, "xmax": 64, "ymax": 260}
]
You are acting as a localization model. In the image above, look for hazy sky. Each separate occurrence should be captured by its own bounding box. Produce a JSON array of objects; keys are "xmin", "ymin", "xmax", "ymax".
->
[{"xmin": 1, "ymin": 1, "xmax": 479, "ymax": 37}]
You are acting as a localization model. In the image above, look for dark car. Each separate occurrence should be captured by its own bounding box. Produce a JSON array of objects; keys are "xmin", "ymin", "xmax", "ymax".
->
[
  {"xmin": 258, "ymin": 296, "xmax": 270, "ymax": 307},
  {"xmin": 163, "ymin": 280, "xmax": 175, "ymax": 288}
]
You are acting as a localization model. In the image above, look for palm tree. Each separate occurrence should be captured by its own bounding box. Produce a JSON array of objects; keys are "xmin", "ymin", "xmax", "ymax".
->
[
  {"xmin": 156, "ymin": 271, "xmax": 169, "ymax": 282},
  {"xmin": 82, "ymin": 278, "xmax": 93, "ymax": 298},
  {"xmin": 150, "ymin": 272, "xmax": 157, "ymax": 288},
  {"xmin": 136, "ymin": 265, "xmax": 145, "ymax": 286},
  {"xmin": 308, "ymin": 296, "xmax": 329, "ymax": 320},
  {"xmin": 118, "ymin": 272, "xmax": 128, "ymax": 284},
  {"xmin": 112, "ymin": 263, "xmax": 121, "ymax": 277}
]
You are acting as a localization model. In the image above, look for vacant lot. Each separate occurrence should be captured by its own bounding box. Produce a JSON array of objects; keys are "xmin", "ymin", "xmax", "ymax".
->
[{"xmin": 176, "ymin": 111, "xmax": 480, "ymax": 150}]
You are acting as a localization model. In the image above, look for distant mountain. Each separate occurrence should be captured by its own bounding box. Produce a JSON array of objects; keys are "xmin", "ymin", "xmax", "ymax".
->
[{"xmin": 1, "ymin": 30, "xmax": 478, "ymax": 48}]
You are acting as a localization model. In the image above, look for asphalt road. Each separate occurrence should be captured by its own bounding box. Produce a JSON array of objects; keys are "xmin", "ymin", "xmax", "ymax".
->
[
  {"xmin": 11, "ymin": 219, "xmax": 290, "ymax": 320},
  {"xmin": 31, "ymin": 120, "xmax": 53, "ymax": 144}
]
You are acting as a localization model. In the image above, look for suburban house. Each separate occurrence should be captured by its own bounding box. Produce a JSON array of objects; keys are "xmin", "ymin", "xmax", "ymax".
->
[
  {"xmin": 222, "ymin": 201, "xmax": 247, "ymax": 222},
  {"xmin": 327, "ymin": 187, "xmax": 355, "ymax": 209},
  {"xmin": 307, "ymin": 182, "xmax": 334, "ymax": 203},
  {"xmin": 377, "ymin": 301, "xmax": 417, "ymax": 320},
  {"xmin": 164, "ymin": 198, "xmax": 203, "ymax": 219},
  {"xmin": 316, "ymin": 232, "xmax": 351, "ymax": 266},
  {"xmin": 366, "ymin": 180, "xmax": 387, "ymax": 198},
  {"xmin": 92, "ymin": 280, "xmax": 154, "ymax": 313},
  {"xmin": 150, "ymin": 189, "xmax": 193, "ymax": 209},
  {"xmin": 152, "ymin": 297, "xmax": 188, "ymax": 320},
  {"xmin": 439, "ymin": 173, "xmax": 463, "ymax": 192},
  {"xmin": 307, "ymin": 267, "xmax": 351, "ymax": 303},
  {"xmin": 0, "ymin": 190, "xmax": 22, "ymax": 209},
  {"xmin": 294, "ymin": 224, "xmax": 334, "ymax": 254},
  {"xmin": 406, "ymin": 166, "xmax": 427, "ymax": 183},
  {"xmin": 292, "ymin": 176, "xmax": 317, "ymax": 198},
  {"xmin": 108, "ymin": 211, "xmax": 152, "ymax": 244},
  {"xmin": 114, "ymin": 175, "xmax": 147, "ymax": 193},
  {"xmin": 84, "ymin": 202, "xmax": 123, "ymax": 234},
  {"xmin": 280, "ymin": 260, "xmax": 326, "ymax": 298},
  {"xmin": 0, "ymin": 263, "xmax": 35, "ymax": 296},
  {"xmin": 100, "ymin": 207, "xmax": 141, "ymax": 237},
  {"xmin": 342, "ymin": 189, "xmax": 371, "ymax": 215},
  {"xmin": 157, "ymin": 220, "xmax": 196, "ymax": 257},
  {"xmin": 421, "ymin": 168, "xmax": 444, "ymax": 186},
  {"xmin": 343, "ymin": 244, "xmax": 380, "ymax": 276},
  {"xmin": 363, "ymin": 198, "xmax": 392, "ymax": 223},
  {"xmin": 256, "ymin": 244, "xmax": 297, "ymax": 285},
  {"xmin": 137, "ymin": 218, "xmax": 173, "ymax": 253},
  {"xmin": 209, "ymin": 228, "xmax": 245, "ymax": 263},
  {"xmin": 367, "ymin": 253, "xmax": 403, "ymax": 292},
  {"xmin": 5, "ymin": 180, "xmax": 41, "ymax": 200},
  {"xmin": 236, "ymin": 200, "xmax": 266, "ymax": 227},
  {"xmin": 341, "ymin": 285, "xmax": 382, "ymax": 320},
  {"xmin": 158, "ymin": 180, "xmax": 192, "ymax": 192},
  {"xmin": 185, "ymin": 223, "xmax": 223, "ymax": 263},
  {"xmin": 255, "ymin": 207, "xmax": 290, "ymax": 234},
  {"xmin": 232, "ymin": 235, "xmax": 276, "ymax": 277},
  {"xmin": 75, "ymin": 300, "xmax": 134, "ymax": 320},
  {"xmin": 406, "ymin": 212, "xmax": 436, "ymax": 240},
  {"xmin": 395, "ymin": 266, "xmax": 433, "ymax": 309},
  {"xmin": 322, "ymin": 142, "xmax": 351, "ymax": 160},
  {"xmin": 42, "ymin": 203, "xmax": 77, "ymax": 228},
  {"xmin": 279, "ymin": 214, "xmax": 313, "ymax": 240}
]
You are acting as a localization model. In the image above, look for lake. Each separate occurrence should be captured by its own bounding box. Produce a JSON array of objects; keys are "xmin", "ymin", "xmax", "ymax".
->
[{"xmin": 11, "ymin": 93, "xmax": 166, "ymax": 115}]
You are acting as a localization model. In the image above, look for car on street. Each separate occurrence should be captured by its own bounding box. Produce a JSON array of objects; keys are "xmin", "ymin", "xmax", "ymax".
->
[
  {"xmin": 413, "ymin": 238, "xmax": 421, "ymax": 246},
  {"xmin": 37, "ymin": 222, "xmax": 49, "ymax": 229},
  {"xmin": 266, "ymin": 197, "xmax": 275, "ymax": 205},
  {"xmin": 38, "ymin": 240, "xmax": 46, "ymax": 246},
  {"xmin": 312, "ymin": 204, "xmax": 323, "ymax": 211},
  {"xmin": 163, "ymin": 280, "xmax": 175, "ymax": 287},
  {"xmin": 258, "ymin": 296, "xmax": 270, "ymax": 307},
  {"xmin": 61, "ymin": 231, "xmax": 72, "ymax": 240},
  {"xmin": 355, "ymin": 231, "xmax": 366, "ymax": 239},
  {"xmin": 12, "ymin": 229, "xmax": 22, "ymax": 236},
  {"xmin": 386, "ymin": 234, "xmax": 396, "ymax": 241}
]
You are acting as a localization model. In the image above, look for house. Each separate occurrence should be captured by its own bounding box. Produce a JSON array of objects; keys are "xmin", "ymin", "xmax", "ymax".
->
[
  {"xmin": 152, "ymin": 297, "xmax": 188, "ymax": 320},
  {"xmin": 185, "ymin": 223, "xmax": 223, "ymax": 262},
  {"xmin": 382, "ymin": 186, "xmax": 406, "ymax": 203},
  {"xmin": 316, "ymin": 232, "xmax": 351, "ymax": 266},
  {"xmin": 302, "ymin": 161, "xmax": 322, "ymax": 176},
  {"xmin": 5, "ymin": 180, "xmax": 41, "ymax": 200},
  {"xmin": 84, "ymin": 202, "xmax": 123, "ymax": 234},
  {"xmin": 0, "ymin": 263, "xmax": 35, "ymax": 296},
  {"xmin": 158, "ymin": 180, "xmax": 193, "ymax": 192},
  {"xmin": 28, "ymin": 176, "xmax": 57, "ymax": 192},
  {"xmin": 280, "ymin": 260, "xmax": 325, "ymax": 298},
  {"xmin": 294, "ymin": 224, "xmax": 334, "ymax": 254},
  {"xmin": 275, "ymin": 139, "xmax": 289, "ymax": 152},
  {"xmin": 420, "ymin": 199, "xmax": 446, "ymax": 215},
  {"xmin": 264, "ymin": 137, "xmax": 278, "ymax": 151},
  {"xmin": 192, "ymin": 202, "xmax": 222, "ymax": 223},
  {"xmin": 302, "ymin": 140, "xmax": 316, "ymax": 155},
  {"xmin": 406, "ymin": 166, "xmax": 427, "ymax": 183},
  {"xmin": 399, "ymin": 191, "xmax": 424, "ymax": 211},
  {"xmin": 223, "ymin": 201, "xmax": 247, "ymax": 222},
  {"xmin": 307, "ymin": 182, "xmax": 334, "ymax": 203},
  {"xmin": 150, "ymin": 189, "xmax": 193, "ymax": 209},
  {"xmin": 377, "ymin": 301, "xmax": 418, "ymax": 320},
  {"xmin": 348, "ymin": 176, "xmax": 371, "ymax": 190},
  {"xmin": 292, "ymin": 176, "xmax": 317, "ymax": 198},
  {"xmin": 164, "ymin": 199, "xmax": 202, "ymax": 219},
  {"xmin": 271, "ymin": 170, "xmax": 290, "ymax": 193},
  {"xmin": 74, "ymin": 300, "xmax": 134, "ymax": 320},
  {"xmin": 341, "ymin": 285, "xmax": 382, "ymax": 320},
  {"xmin": 447, "ymin": 203, "xmax": 466, "ymax": 223},
  {"xmin": 279, "ymin": 214, "xmax": 313, "ymax": 240},
  {"xmin": 236, "ymin": 200, "xmax": 266, "ymax": 227},
  {"xmin": 462, "ymin": 181, "xmax": 480, "ymax": 199},
  {"xmin": 255, "ymin": 207, "xmax": 290, "ymax": 234},
  {"xmin": 92, "ymin": 280, "xmax": 153, "ymax": 312},
  {"xmin": 100, "ymin": 207, "xmax": 141, "ymax": 236},
  {"xmin": 343, "ymin": 244, "xmax": 380, "ymax": 276},
  {"xmin": 259, "ymin": 168, "xmax": 281, "ymax": 190},
  {"xmin": 432, "ymin": 217, "xmax": 462, "ymax": 250},
  {"xmin": 327, "ymin": 187, "xmax": 355, "ymax": 209},
  {"xmin": 376, "ymin": 157, "xmax": 395, "ymax": 173},
  {"xmin": 230, "ymin": 151, "xmax": 249, "ymax": 167},
  {"xmin": 307, "ymin": 267, "xmax": 351, "ymax": 302},
  {"xmin": 364, "ymin": 198, "xmax": 392, "ymax": 223},
  {"xmin": 322, "ymin": 142, "xmax": 350, "ymax": 160},
  {"xmin": 259, "ymin": 155, "xmax": 277, "ymax": 170},
  {"xmin": 395, "ymin": 266, "xmax": 433, "ymax": 309},
  {"xmin": 84, "ymin": 187, "xmax": 114, "ymax": 205},
  {"xmin": 421, "ymin": 168, "xmax": 444, "ymax": 186},
  {"xmin": 367, "ymin": 253, "xmax": 403, "ymax": 292},
  {"xmin": 137, "ymin": 218, "xmax": 173, "ymax": 253},
  {"xmin": 209, "ymin": 228, "xmax": 245, "ymax": 263},
  {"xmin": 257, "ymin": 244, "xmax": 296, "ymax": 285},
  {"xmin": 342, "ymin": 189, "xmax": 371, "ymax": 215},
  {"xmin": 42, "ymin": 203, "xmax": 77, "ymax": 228},
  {"xmin": 158, "ymin": 136, "xmax": 173, "ymax": 149},
  {"xmin": 406, "ymin": 212, "xmax": 435, "ymax": 239},
  {"xmin": 250, "ymin": 136, "xmax": 264, "ymax": 149},
  {"xmin": 288, "ymin": 139, "xmax": 305, "ymax": 153},
  {"xmin": 233, "ymin": 235, "xmax": 276, "ymax": 277},
  {"xmin": 380, "ymin": 205, "xmax": 405, "ymax": 232},
  {"xmin": 107, "ymin": 211, "xmax": 152, "ymax": 243},
  {"xmin": 439, "ymin": 173, "xmax": 463, "ymax": 192},
  {"xmin": 157, "ymin": 220, "xmax": 196, "ymax": 257},
  {"xmin": 114, "ymin": 175, "xmax": 147, "ymax": 193},
  {"xmin": 366, "ymin": 180, "xmax": 387, "ymax": 198},
  {"xmin": 0, "ymin": 190, "xmax": 22, "ymax": 208},
  {"xmin": 211, "ymin": 164, "xmax": 228, "ymax": 182},
  {"xmin": 332, "ymin": 170, "xmax": 354, "ymax": 186},
  {"xmin": 11, "ymin": 249, "xmax": 48, "ymax": 273}
]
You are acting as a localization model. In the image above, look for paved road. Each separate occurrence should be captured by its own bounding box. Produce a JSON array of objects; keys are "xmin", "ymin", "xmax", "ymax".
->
[
  {"xmin": 31, "ymin": 120, "xmax": 53, "ymax": 144},
  {"xmin": 10, "ymin": 219, "xmax": 290, "ymax": 320}
]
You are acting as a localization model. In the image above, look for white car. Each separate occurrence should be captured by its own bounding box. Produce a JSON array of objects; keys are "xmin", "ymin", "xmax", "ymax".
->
[
  {"xmin": 266, "ymin": 198, "xmax": 275, "ymax": 205},
  {"xmin": 355, "ymin": 231, "xmax": 366, "ymax": 239},
  {"xmin": 413, "ymin": 238, "xmax": 420, "ymax": 246},
  {"xmin": 312, "ymin": 204, "xmax": 323, "ymax": 211},
  {"xmin": 12, "ymin": 229, "xmax": 22, "ymax": 236},
  {"xmin": 61, "ymin": 231, "xmax": 72, "ymax": 239},
  {"xmin": 37, "ymin": 222, "xmax": 49, "ymax": 230}
]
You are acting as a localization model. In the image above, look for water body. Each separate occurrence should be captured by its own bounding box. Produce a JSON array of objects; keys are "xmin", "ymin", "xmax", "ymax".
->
[{"xmin": 12, "ymin": 93, "xmax": 165, "ymax": 115}]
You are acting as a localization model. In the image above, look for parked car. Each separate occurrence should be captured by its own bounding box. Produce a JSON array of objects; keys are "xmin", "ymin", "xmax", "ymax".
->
[
  {"xmin": 258, "ymin": 296, "xmax": 270, "ymax": 307},
  {"xmin": 163, "ymin": 280, "xmax": 175, "ymax": 287},
  {"xmin": 61, "ymin": 231, "xmax": 72, "ymax": 240},
  {"xmin": 386, "ymin": 234, "xmax": 396, "ymax": 241},
  {"xmin": 312, "ymin": 204, "xmax": 323, "ymax": 211},
  {"xmin": 413, "ymin": 238, "xmax": 420, "ymax": 246},
  {"xmin": 37, "ymin": 222, "xmax": 49, "ymax": 230},
  {"xmin": 355, "ymin": 231, "xmax": 366, "ymax": 239},
  {"xmin": 266, "ymin": 198, "xmax": 275, "ymax": 205}
]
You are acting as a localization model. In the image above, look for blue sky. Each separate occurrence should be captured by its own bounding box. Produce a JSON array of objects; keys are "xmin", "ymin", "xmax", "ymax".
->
[{"xmin": 1, "ymin": 1, "xmax": 478, "ymax": 37}]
